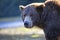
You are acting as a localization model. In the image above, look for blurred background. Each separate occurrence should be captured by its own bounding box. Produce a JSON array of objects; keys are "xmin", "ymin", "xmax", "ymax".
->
[{"xmin": 0, "ymin": 0, "xmax": 46, "ymax": 40}]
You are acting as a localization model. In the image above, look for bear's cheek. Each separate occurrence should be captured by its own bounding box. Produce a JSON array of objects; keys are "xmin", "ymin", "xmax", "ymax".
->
[{"xmin": 31, "ymin": 16, "xmax": 39, "ymax": 25}]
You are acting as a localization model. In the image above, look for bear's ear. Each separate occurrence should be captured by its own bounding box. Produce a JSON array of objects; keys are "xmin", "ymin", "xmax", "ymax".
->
[
  {"xmin": 19, "ymin": 5, "xmax": 25, "ymax": 11},
  {"xmin": 36, "ymin": 5, "xmax": 45, "ymax": 13}
]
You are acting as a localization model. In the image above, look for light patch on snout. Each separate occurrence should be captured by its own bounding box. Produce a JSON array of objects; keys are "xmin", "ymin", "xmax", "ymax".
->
[{"xmin": 24, "ymin": 16, "xmax": 33, "ymax": 28}]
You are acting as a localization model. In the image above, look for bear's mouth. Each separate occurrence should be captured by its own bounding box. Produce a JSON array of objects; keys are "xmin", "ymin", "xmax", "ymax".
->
[
  {"xmin": 24, "ymin": 24, "xmax": 33, "ymax": 28},
  {"xmin": 25, "ymin": 26, "xmax": 33, "ymax": 28}
]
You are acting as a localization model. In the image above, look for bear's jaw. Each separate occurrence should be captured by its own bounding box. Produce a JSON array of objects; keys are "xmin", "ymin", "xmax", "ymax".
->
[
  {"xmin": 25, "ymin": 26, "xmax": 33, "ymax": 28},
  {"xmin": 24, "ymin": 25, "xmax": 33, "ymax": 28}
]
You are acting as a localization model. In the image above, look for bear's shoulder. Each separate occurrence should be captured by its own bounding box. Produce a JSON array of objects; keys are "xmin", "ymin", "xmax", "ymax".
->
[
  {"xmin": 45, "ymin": 0, "xmax": 60, "ymax": 6},
  {"xmin": 45, "ymin": 0, "xmax": 60, "ymax": 14}
]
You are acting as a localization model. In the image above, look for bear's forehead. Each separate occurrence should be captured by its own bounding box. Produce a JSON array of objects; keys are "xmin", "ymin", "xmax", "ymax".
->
[
  {"xmin": 23, "ymin": 6, "xmax": 37, "ymax": 14},
  {"xmin": 25, "ymin": 6, "xmax": 35, "ymax": 11}
]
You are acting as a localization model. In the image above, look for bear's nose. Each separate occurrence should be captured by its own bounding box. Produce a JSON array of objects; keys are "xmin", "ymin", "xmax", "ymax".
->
[{"xmin": 24, "ymin": 22, "xmax": 29, "ymax": 27}]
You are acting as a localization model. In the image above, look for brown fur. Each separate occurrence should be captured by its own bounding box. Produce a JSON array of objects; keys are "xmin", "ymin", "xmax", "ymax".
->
[
  {"xmin": 45, "ymin": 0, "xmax": 60, "ymax": 14},
  {"xmin": 19, "ymin": 0, "xmax": 60, "ymax": 40},
  {"xmin": 58, "ymin": 37, "xmax": 60, "ymax": 40},
  {"xmin": 42, "ymin": 0, "xmax": 60, "ymax": 40},
  {"xmin": 45, "ymin": 0, "xmax": 60, "ymax": 6}
]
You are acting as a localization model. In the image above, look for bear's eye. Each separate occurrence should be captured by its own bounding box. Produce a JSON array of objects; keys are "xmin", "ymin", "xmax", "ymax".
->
[
  {"xmin": 30, "ymin": 14, "xmax": 33, "ymax": 16},
  {"xmin": 23, "ymin": 14, "xmax": 26, "ymax": 17}
]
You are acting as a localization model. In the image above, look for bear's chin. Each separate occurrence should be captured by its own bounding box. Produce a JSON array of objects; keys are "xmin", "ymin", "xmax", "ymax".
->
[{"xmin": 24, "ymin": 26, "xmax": 33, "ymax": 28}]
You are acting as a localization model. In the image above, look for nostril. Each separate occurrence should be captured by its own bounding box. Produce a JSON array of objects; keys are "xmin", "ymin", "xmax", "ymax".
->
[{"xmin": 24, "ymin": 22, "xmax": 28, "ymax": 26}]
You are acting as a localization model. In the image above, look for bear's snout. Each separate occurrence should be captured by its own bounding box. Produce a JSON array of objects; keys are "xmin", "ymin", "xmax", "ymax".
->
[
  {"xmin": 24, "ymin": 21, "xmax": 33, "ymax": 28},
  {"xmin": 24, "ymin": 16, "xmax": 33, "ymax": 28},
  {"xmin": 24, "ymin": 21, "xmax": 29, "ymax": 28}
]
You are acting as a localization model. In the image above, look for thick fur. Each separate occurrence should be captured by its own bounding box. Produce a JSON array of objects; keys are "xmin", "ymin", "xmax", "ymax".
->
[
  {"xmin": 19, "ymin": 0, "xmax": 60, "ymax": 40},
  {"xmin": 42, "ymin": 0, "xmax": 60, "ymax": 40}
]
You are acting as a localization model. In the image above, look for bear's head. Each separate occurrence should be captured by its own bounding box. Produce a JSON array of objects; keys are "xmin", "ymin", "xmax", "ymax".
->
[{"xmin": 19, "ymin": 3, "xmax": 45, "ymax": 28}]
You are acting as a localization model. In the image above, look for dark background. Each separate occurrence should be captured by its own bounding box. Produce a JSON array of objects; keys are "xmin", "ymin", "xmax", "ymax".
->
[{"xmin": 0, "ymin": 0, "xmax": 45, "ymax": 18}]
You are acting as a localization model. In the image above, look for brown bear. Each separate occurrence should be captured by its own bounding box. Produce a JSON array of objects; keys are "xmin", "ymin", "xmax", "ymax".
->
[{"xmin": 19, "ymin": 0, "xmax": 60, "ymax": 40}]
